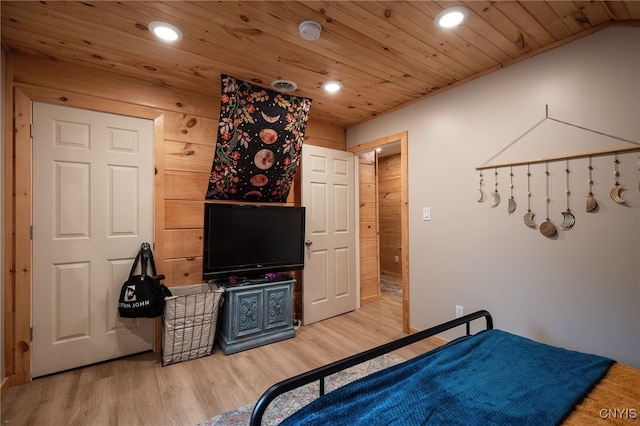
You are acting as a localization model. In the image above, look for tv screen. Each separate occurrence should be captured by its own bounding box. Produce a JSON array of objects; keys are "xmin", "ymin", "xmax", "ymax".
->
[{"xmin": 202, "ymin": 203, "xmax": 306, "ymax": 282}]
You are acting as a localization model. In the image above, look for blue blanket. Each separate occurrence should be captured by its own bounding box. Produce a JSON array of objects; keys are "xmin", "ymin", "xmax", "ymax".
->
[{"xmin": 281, "ymin": 329, "xmax": 613, "ymax": 426}]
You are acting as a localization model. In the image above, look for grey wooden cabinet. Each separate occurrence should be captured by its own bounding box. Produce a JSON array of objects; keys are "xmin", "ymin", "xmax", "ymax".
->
[{"xmin": 216, "ymin": 278, "xmax": 295, "ymax": 355}]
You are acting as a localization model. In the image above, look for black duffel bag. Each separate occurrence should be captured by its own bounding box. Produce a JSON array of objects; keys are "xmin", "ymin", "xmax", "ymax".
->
[{"xmin": 118, "ymin": 242, "xmax": 171, "ymax": 318}]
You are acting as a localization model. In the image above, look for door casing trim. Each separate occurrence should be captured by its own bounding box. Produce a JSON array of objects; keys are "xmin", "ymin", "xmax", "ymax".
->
[
  {"xmin": 347, "ymin": 131, "xmax": 410, "ymax": 333},
  {"xmin": 6, "ymin": 86, "xmax": 165, "ymax": 385}
]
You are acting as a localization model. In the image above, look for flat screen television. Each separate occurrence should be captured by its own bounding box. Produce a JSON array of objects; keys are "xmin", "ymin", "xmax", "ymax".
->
[{"xmin": 202, "ymin": 203, "xmax": 306, "ymax": 282}]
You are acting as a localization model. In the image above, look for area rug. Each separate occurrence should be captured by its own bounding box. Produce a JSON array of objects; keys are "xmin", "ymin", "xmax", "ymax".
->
[
  {"xmin": 380, "ymin": 277, "xmax": 402, "ymax": 298},
  {"xmin": 197, "ymin": 353, "xmax": 405, "ymax": 426}
]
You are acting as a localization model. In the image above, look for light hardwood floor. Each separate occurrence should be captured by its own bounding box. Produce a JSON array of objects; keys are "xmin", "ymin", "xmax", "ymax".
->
[{"xmin": 1, "ymin": 296, "xmax": 439, "ymax": 426}]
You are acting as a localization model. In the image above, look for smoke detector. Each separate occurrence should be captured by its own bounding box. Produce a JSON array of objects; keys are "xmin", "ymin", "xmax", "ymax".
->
[
  {"xmin": 299, "ymin": 20, "xmax": 322, "ymax": 41},
  {"xmin": 271, "ymin": 79, "xmax": 298, "ymax": 92}
]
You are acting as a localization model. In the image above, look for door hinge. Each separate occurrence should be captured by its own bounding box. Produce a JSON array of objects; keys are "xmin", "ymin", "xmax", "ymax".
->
[
  {"xmin": 30, "ymin": 225, "xmax": 33, "ymax": 240},
  {"xmin": 30, "ymin": 327, "xmax": 33, "ymax": 341},
  {"xmin": 30, "ymin": 124, "xmax": 34, "ymax": 139}
]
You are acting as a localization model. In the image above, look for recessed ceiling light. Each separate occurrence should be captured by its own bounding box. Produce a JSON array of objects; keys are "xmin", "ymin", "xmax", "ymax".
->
[
  {"xmin": 323, "ymin": 81, "xmax": 343, "ymax": 93},
  {"xmin": 434, "ymin": 6, "xmax": 468, "ymax": 29},
  {"xmin": 149, "ymin": 21, "xmax": 183, "ymax": 42}
]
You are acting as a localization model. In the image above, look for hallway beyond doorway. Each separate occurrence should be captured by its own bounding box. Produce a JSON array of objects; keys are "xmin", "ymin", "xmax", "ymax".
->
[{"xmin": 380, "ymin": 274, "xmax": 402, "ymax": 298}]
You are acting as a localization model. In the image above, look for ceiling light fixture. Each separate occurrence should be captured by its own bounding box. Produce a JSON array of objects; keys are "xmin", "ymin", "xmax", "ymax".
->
[
  {"xmin": 434, "ymin": 6, "xmax": 468, "ymax": 29},
  {"xmin": 299, "ymin": 20, "xmax": 322, "ymax": 41},
  {"xmin": 323, "ymin": 81, "xmax": 343, "ymax": 93},
  {"xmin": 149, "ymin": 21, "xmax": 183, "ymax": 42}
]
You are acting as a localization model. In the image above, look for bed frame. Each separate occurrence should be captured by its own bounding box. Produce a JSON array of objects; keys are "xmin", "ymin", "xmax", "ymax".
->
[{"xmin": 250, "ymin": 310, "xmax": 494, "ymax": 425}]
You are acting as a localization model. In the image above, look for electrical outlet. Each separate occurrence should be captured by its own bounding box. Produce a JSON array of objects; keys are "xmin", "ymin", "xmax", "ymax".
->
[
  {"xmin": 456, "ymin": 305, "xmax": 464, "ymax": 318},
  {"xmin": 394, "ymin": 255, "xmax": 399, "ymax": 263}
]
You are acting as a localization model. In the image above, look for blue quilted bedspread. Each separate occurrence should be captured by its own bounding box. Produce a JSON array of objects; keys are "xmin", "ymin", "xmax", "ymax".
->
[{"xmin": 280, "ymin": 329, "xmax": 613, "ymax": 426}]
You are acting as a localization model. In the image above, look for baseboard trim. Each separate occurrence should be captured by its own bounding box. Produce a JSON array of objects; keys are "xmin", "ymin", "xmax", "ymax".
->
[
  {"xmin": 1, "ymin": 375, "xmax": 14, "ymax": 394},
  {"xmin": 361, "ymin": 294, "xmax": 382, "ymax": 304}
]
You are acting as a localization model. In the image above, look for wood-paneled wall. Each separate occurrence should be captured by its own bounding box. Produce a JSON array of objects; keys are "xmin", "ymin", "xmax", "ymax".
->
[
  {"xmin": 4, "ymin": 54, "xmax": 345, "ymax": 385},
  {"xmin": 358, "ymin": 151, "xmax": 380, "ymax": 303},
  {"xmin": 378, "ymin": 154, "xmax": 402, "ymax": 278}
]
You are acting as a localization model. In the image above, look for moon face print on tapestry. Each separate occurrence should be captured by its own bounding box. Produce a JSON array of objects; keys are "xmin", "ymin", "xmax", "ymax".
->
[{"xmin": 206, "ymin": 75, "xmax": 312, "ymax": 203}]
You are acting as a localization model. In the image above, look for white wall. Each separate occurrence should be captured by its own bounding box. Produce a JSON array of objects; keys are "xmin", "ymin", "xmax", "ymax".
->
[{"xmin": 347, "ymin": 28, "xmax": 640, "ymax": 368}]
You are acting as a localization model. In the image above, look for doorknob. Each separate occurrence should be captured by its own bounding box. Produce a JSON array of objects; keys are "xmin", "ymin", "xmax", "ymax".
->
[{"xmin": 305, "ymin": 240, "xmax": 313, "ymax": 247}]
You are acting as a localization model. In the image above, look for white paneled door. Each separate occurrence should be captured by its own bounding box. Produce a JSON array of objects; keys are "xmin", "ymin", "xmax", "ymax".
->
[
  {"xmin": 302, "ymin": 145, "xmax": 357, "ymax": 325},
  {"xmin": 31, "ymin": 102, "xmax": 154, "ymax": 377}
]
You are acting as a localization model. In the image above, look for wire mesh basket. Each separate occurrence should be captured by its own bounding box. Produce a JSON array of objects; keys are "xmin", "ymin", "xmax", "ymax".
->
[{"xmin": 162, "ymin": 283, "xmax": 224, "ymax": 366}]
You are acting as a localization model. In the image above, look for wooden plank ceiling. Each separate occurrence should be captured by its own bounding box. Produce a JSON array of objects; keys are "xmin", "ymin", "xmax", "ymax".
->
[{"xmin": 2, "ymin": 1, "xmax": 639, "ymax": 128}]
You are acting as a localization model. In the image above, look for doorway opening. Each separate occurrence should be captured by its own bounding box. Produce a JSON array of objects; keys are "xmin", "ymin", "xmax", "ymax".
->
[
  {"xmin": 377, "ymin": 147, "xmax": 403, "ymax": 297},
  {"xmin": 348, "ymin": 131, "xmax": 409, "ymax": 333}
]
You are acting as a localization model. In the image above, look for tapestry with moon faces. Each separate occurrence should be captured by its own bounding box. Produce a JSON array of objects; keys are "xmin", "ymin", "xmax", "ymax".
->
[{"xmin": 205, "ymin": 75, "xmax": 313, "ymax": 203}]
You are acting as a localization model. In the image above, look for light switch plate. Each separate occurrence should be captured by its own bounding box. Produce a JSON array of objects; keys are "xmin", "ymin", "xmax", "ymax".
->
[{"xmin": 423, "ymin": 207, "xmax": 431, "ymax": 221}]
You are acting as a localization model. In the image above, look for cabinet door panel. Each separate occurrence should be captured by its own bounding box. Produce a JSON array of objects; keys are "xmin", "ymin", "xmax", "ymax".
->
[
  {"xmin": 264, "ymin": 284, "xmax": 291, "ymax": 330},
  {"xmin": 235, "ymin": 289, "xmax": 263, "ymax": 337}
]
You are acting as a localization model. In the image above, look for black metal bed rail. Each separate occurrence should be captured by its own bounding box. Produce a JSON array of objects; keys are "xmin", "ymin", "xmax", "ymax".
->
[{"xmin": 249, "ymin": 310, "xmax": 493, "ymax": 426}]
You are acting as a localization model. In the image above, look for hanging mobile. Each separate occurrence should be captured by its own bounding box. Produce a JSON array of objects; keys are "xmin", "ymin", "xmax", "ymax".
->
[
  {"xmin": 507, "ymin": 166, "xmax": 516, "ymax": 213},
  {"xmin": 609, "ymin": 153, "xmax": 626, "ymax": 204},
  {"xmin": 586, "ymin": 156, "xmax": 598, "ymax": 212},
  {"xmin": 540, "ymin": 162, "xmax": 557, "ymax": 237},
  {"xmin": 560, "ymin": 159, "xmax": 575, "ymax": 229},
  {"xmin": 477, "ymin": 171, "xmax": 485, "ymax": 203},
  {"xmin": 491, "ymin": 168, "xmax": 501, "ymax": 207},
  {"xmin": 523, "ymin": 164, "xmax": 536, "ymax": 227}
]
